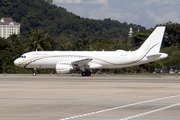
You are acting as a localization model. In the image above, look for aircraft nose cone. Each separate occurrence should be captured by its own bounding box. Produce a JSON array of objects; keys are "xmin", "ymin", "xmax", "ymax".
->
[{"xmin": 14, "ymin": 59, "xmax": 19, "ymax": 66}]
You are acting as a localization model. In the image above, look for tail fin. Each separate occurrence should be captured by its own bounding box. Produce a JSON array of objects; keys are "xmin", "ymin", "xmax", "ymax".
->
[{"xmin": 137, "ymin": 26, "xmax": 166, "ymax": 53}]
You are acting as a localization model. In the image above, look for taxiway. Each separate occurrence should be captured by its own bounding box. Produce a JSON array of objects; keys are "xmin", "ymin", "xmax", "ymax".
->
[{"xmin": 0, "ymin": 74, "xmax": 180, "ymax": 120}]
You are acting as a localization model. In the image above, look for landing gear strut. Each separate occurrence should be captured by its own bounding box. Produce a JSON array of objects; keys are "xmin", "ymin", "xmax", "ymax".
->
[
  {"xmin": 81, "ymin": 71, "xmax": 91, "ymax": 76},
  {"xmin": 33, "ymin": 68, "xmax": 37, "ymax": 76}
]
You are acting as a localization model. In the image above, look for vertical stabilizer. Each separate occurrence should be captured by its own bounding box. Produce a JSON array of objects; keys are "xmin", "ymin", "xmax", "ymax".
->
[{"xmin": 137, "ymin": 26, "xmax": 165, "ymax": 53}]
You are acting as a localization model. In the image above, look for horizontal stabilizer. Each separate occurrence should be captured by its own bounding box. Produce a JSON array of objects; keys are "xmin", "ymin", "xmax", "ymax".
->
[
  {"xmin": 146, "ymin": 53, "xmax": 168, "ymax": 60},
  {"xmin": 146, "ymin": 53, "xmax": 162, "ymax": 58}
]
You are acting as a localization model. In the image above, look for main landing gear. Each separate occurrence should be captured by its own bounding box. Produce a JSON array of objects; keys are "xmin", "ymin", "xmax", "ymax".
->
[{"xmin": 81, "ymin": 71, "xmax": 91, "ymax": 76}]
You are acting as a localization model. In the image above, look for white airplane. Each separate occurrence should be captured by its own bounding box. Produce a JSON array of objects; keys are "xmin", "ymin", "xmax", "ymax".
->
[{"xmin": 14, "ymin": 26, "xmax": 168, "ymax": 76}]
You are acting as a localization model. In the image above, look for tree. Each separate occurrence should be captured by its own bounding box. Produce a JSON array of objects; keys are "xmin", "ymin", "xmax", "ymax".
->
[
  {"xmin": 132, "ymin": 32, "xmax": 149, "ymax": 49},
  {"xmin": 25, "ymin": 29, "xmax": 52, "ymax": 51},
  {"xmin": 0, "ymin": 37, "xmax": 10, "ymax": 50},
  {"xmin": 7, "ymin": 34, "xmax": 21, "ymax": 46},
  {"xmin": 157, "ymin": 22, "xmax": 180, "ymax": 47}
]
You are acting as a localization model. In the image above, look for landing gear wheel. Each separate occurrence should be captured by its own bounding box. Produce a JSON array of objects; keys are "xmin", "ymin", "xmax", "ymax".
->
[
  {"xmin": 33, "ymin": 72, "xmax": 36, "ymax": 76},
  {"xmin": 86, "ymin": 71, "xmax": 91, "ymax": 76},
  {"xmin": 81, "ymin": 71, "xmax": 91, "ymax": 76},
  {"xmin": 81, "ymin": 72, "xmax": 86, "ymax": 76},
  {"xmin": 33, "ymin": 68, "xmax": 37, "ymax": 76}
]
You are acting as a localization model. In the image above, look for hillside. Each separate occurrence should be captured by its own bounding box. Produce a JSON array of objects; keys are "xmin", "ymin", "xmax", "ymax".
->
[{"xmin": 0, "ymin": 0, "xmax": 146, "ymax": 40}]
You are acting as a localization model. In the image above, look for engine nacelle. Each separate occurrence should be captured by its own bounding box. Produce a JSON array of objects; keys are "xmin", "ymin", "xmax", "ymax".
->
[{"xmin": 56, "ymin": 64, "xmax": 76, "ymax": 73}]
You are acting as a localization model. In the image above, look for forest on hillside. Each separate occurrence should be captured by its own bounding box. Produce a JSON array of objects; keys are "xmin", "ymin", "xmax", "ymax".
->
[
  {"xmin": 0, "ymin": 0, "xmax": 145, "ymax": 40},
  {"xmin": 0, "ymin": 0, "xmax": 180, "ymax": 74}
]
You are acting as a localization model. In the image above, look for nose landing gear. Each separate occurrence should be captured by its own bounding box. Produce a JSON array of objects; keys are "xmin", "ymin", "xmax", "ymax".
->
[{"xmin": 33, "ymin": 68, "xmax": 37, "ymax": 76}]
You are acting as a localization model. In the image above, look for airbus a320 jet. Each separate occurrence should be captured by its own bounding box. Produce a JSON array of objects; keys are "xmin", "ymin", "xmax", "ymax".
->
[{"xmin": 14, "ymin": 26, "xmax": 168, "ymax": 76}]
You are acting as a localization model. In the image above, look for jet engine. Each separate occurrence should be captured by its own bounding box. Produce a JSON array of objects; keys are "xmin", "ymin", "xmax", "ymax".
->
[{"xmin": 56, "ymin": 64, "xmax": 76, "ymax": 73}]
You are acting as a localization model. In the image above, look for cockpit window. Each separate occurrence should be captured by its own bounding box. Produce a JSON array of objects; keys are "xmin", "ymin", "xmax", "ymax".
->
[{"xmin": 21, "ymin": 56, "xmax": 26, "ymax": 58}]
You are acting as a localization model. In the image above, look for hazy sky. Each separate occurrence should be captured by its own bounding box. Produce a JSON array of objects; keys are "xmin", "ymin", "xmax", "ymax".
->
[{"xmin": 54, "ymin": 0, "xmax": 180, "ymax": 28}]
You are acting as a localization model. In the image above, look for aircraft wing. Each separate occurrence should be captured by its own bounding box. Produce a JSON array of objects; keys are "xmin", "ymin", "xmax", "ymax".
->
[
  {"xmin": 71, "ymin": 57, "xmax": 93, "ymax": 65},
  {"xmin": 58, "ymin": 57, "xmax": 93, "ymax": 66}
]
